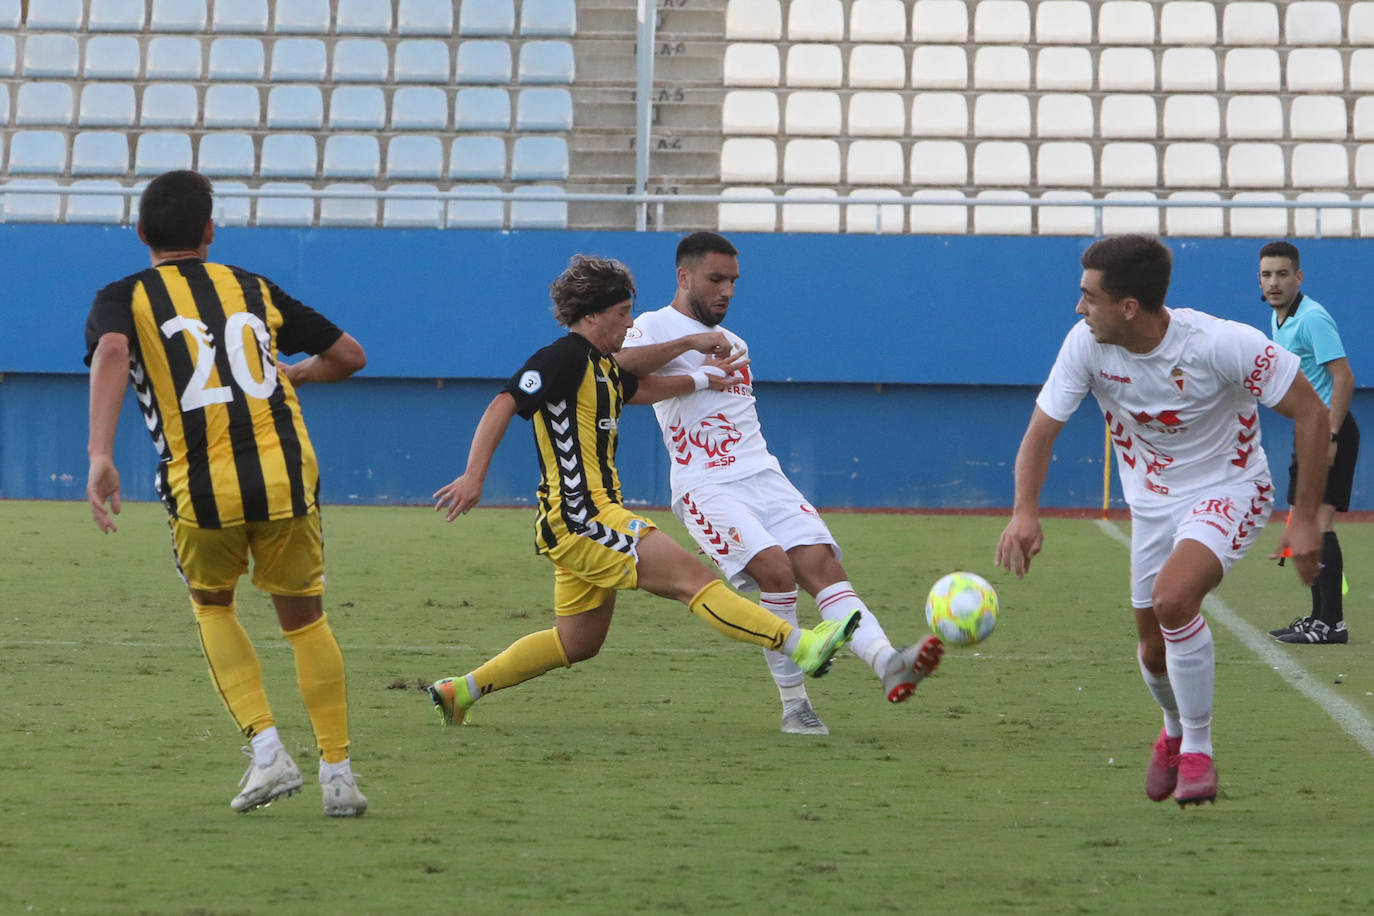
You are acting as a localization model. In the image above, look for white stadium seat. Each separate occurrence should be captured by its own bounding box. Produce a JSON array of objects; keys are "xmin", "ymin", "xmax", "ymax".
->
[
  {"xmin": 79, "ymin": 84, "xmax": 137, "ymax": 127},
  {"xmin": 145, "ymin": 36, "xmax": 204, "ymax": 79},
  {"xmin": 394, "ymin": 87, "xmax": 451, "ymax": 131},
  {"xmin": 459, "ymin": 0, "xmax": 516, "ymax": 36},
  {"xmin": 1226, "ymin": 143, "xmax": 1285, "ymax": 187},
  {"xmin": 1354, "ymin": 99, "xmax": 1374, "ymax": 140},
  {"xmin": 973, "ymin": 190, "xmax": 1031, "ymax": 235},
  {"xmin": 1163, "ymin": 142, "xmax": 1222, "ymax": 188},
  {"xmin": 1223, "ymin": 49, "xmax": 1280, "ymax": 91},
  {"xmin": 1289, "ymin": 97, "xmax": 1348, "ymax": 141},
  {"xmin": 1099, "ymin": 142, "xmax": 1158, "ymax": 187},
  {"xmin": 2, "ymin": 179, "xmax": 63, "ymax": 222},
  {"xmin": 1287, "ymin": 50, "xmax": 1343, "ymax": 93},
  {"xmin": 1102, "ymin": 191, "xmax": 1159, "ymax": 235},
  {"xmin": 724, "ymin": 43, "xmax": 781, "ymax": 87},
  {"xmin": 1036, "ymin": 142, "xmax": 1094, "ymax": 186},
  {"xmin": 382, "ymin": 184, "xmax": 443, "ymax": 229},
  {"xmin": 783, "ymin": 138, "xmax": 840, "ymax": 183},
  {"xmin": 848, "ymin": 44, "xmax": 904, "ymax": 88},
  {"xmin": 1036, "ymin": 190, "xmax": 1096, "ymax": 235},
  {"xmin": 67, "ymin": 179, "xmax": 129, "ymax": 224},
  {"xmin": 972, "ymin": 93, "xmax": 1030, "ymax": 137},
  {"xmin": 910, "ymin": 140, "xmax": 967, "ymax": 184},
  {"xmin": 1036, "ymin": 94, "xmax": 1094, "ymax": 138},
  {"xmin": 455, "ymin": 88, "xmax": 511, "ymax": 129},
  {"xmin": 202, "ymin": 86, "xmax": 261, "ymax": 128},
  {"xmin": 911, "ymin": 0, "xmax": 967, "ymax": 41},
  {"xmin": 24, "ymin": 34, "xmax": 80, "ymax": 77},
  {"xmin": 726, "ymin": 0, "xmax": 782, "ymax": 40},
  {"xmin": 397, "ymin": 0, "xmax": 452, "ymax": 34},
  {"xmin": 909, "ymin": 189, "xmax": 968, "ymax": 234},
  {"xmin": 1160, "ymin": 2, "xmax": 1217, "ymax": 44},
  {"xmin": 1222, "ymin": 1, "xmax": 1278, "ymax": 44},
  {"xmin": 151, "ymin": 0, "xmax": 208, "ymax": 32},
  {"xmin": 513, "ymin": 88, "xmax": 571, "ymax": 132},
  {"xmin": 910, "ymin": 92, "xmax": 967, "ymax": 136},
  {"xmin": 28, "ymin": 0, "xmax": 85, "ymax": 29},
  {"xmin": 1356, "ymin": 145, "xmax": 1374, "ymax": 186},
  {"xmin": 1228, "ymin": 191, "xmax": 1288, "ymax": 236},
  {"xmin": 846, "ymin": 139, "xmax": 904, "ymax": 183},
  {"xmin": 0, "ymin": 35, "xmax": 13, "ymax": 77},
  {"xmin": 449, "ymin": 136, "xmax": 507, "ymax": 179},
  {"xmin": 447, "ymin": 185, "xmax": 504, "ymax": 229},
  {"xmin": 518, "ymin": 41, "xmax": 575, "ymax": 83},
  {"xmin": 910, "ymin": 45, "xmax": 966, "ymax": 89},
  {"xmin": 723, "ymin": 90, "xmax": 779, "ymax": 134},
  {"xmin": 323, "ymin": 135, "xmax": 382, "ymax": 179},
  {"xmin": 1099, "ymin": 48, "xmax": 1155, "ymax": 91},
  {"xmin": 1363, "ymin": 193, "xmax": 1374, "ymax": 238},
  {"xmin": 781, "ymin": 187, "xmax": 839, "ymax": 232},
  {"xmin": 785, "ymin": 91, "xmax": 841, "ymax": 135},
  {"xmin": 520, "ymin": 0, "xmax": 576, "ymax": 36},
  {"xmin": 268, "ymin": 38, "xmax": 326, "ymax": 81},
  {"xmin": 1226, "ymin": 95, "xmax": 1283, "ymax": 139},
  {"xmin": 213, "ymin": 0, "xmax": 269, "ymax": 31},
  {"xmin": 90, "ymin": 0, "xmax": 146, "ymax": 31},
  {"xmin": 208, "ymin": 38, "xmax": 265, "ymax": 80},
  {"xmin": 255, "ymin": 182, "xmax": 315, "ymax": 226},
  {"xmin": 847, "ymin": 92, "xmax": 905, "ymax": 136},
  {"xmin": 512, "ymin": 136, "xmax": 569, "ymax": 180},
  {"xmin": 141, "ymin": 84, "xmax": 199, "ymax": 127},
  {"xmin": 15, "ymin": 83, "xmax": 74, "ymax": 126},
  {"xmin": 972, "ymin": 140, "xmax": 1030, "ymax": 185},
  {"xmin": 845, "ymin": 188, "xmax": 904, "ymax": 233},
  {"xmin": 1291, "ymin": 143, "xmax": 1348, "ymax": 188},
  {"xmin": 1034, "ymin": 48, "xmax": 1093, "ymax": 90},
  {"xmin": 260, "ymin": 133, "xmax": 319, "ymax": 178},
  {"xmin": 1163, "ymin": 96, "xmax": 1220, "ymax": 139},
  {"xmin": 329, "ymin": 87, "xmax": 386, "ymax": 130},
  {"xmin": 386, "ymin": 135, "xmax": 444, "ymax": 179},
  {"xmin": 1166, "ymin": 191, "xmax": 1225, "ymax": 237},
  {"xmin": 83, "ymin": 36, "xmax": 139, "ymax": 79},
  {"xmin": 336, "ymin": 0, "xmax": 392, "ymax": 34},
  {"xmin": 720, "ymin": 138, "xmax": 778, "ymax": 182},
  {"xmin": 849, "ymin": 0, "xmax": 907, "ymax": 41},
  {"xmin": 331, "ymin": 39, "xmax": 390, "ymax": 81},
  {"xmin": 400, "ymin": 39, "xmax": 457, "ymax": 82},
  {"xmin": 71, "ymin": 131, "xmax": 128, "ymax": 175},
  {"xmin": 1350, "ymin": 3, "xmax": 1374, "ymax": 43},
  {"xmin": 267, "ymin": 85, "xmax": 324, "ymax": 128},
  {"xmin": 717, "ymin": 187, "xmax": 777, "ymax": 232},
  {"xmin": 1285, "ymin": 1, "xmax": 1342, "ymax": 44},
  {"xmin": 973, "ymin": 46, "xmax": 1030, "ymax": 89},
  {"xmin": 135, "ymin": 132, "xmax": 193, "ymax": 176},
  {"xmin": 1100, "ymin": 95, "xmax": 1158, "ymax": 139},
  {"xmin": 788, "ymin": 0, "xmax": 844, "ymax": 41},
  {"xmin": 274, "ymin": 0, "xmax": 331, "ymax": 33},
  {"xmin": 197, "ymin": 133, "xmax": 255, "ymax": 177},
  {"xmin": 1161, "ymin": 48, "xmax": 1217, "ymax": 92},
  {"xmin": 1035, "ymin": 1, "xmax": 1092, "ymax": 44},
  {"xmin": 1294, "ymin": 192, "xmax": 1352, "ymax": 237},
  {"xmin": 973, "ymin": 1, "xmax": 1030, "ymax": 43},
  {"xmin": 1098, "ymin": 0, "xmax": 1155, "ymax": 43},
  {"xmin": 319, "ymin": 183, "xmax": 378, "ymax": 228}
]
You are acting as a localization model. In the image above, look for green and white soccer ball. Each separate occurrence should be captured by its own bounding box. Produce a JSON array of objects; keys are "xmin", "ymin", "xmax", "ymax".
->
[{"xmin": 925, "ymin": 571, "xmax": 999, "ymax": 646}]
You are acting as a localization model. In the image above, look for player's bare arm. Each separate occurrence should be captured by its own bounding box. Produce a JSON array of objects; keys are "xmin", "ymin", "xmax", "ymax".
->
[
  {"xmin": 995, "ymin": 407, "xmax": 1066, "ymax": 578},
  {"xmin": 434, "ymin": 392, "xmax": 517, "ymax": 521},
  {"xmin": 628, "ymin": 365, "xmax": 740, "ymax": 405},
  {"xmin": 1268, "ymin": 372, "xmax": 1330, "ymax": 584},
  {"xmin": 281, "ymin": 332, "xmax": 367, "ymax": 386},
  {"xmin": 86, "ymin": 331, "xmax": 131, "ymax": 533},
  {"xmin": 613, "ymin": 331, "xmax": 731, "ymax": 374}
]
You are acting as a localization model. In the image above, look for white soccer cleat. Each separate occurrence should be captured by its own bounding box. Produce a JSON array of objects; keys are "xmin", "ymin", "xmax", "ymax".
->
[
  {"xmin": 230, "ymin": 746, "xmax": 303, "ymax": 813},
  {"xmin": 780, "ymin": 697, "xmax": 829, "ymax": 735},
  {"xmin": 321, "ymin": 771, "xmax": 369, "ymax": 817}
]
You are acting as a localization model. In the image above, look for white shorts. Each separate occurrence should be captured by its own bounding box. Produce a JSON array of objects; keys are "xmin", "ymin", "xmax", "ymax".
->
[
  {"xmin": 672, "ymin": 468, "xmax": 838, "ymax": 592},
  {"xmin": 1128, "ymin": 479, "xmax": 1276, "ymax": 609}
]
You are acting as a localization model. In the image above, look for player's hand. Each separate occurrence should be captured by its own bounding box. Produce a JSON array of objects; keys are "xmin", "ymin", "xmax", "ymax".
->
[
  {"xmin": 994, "ymin": 513, "xmax": 1043, "ymax": 579},
  {"xmin": 690, "ymin": 332, "xmax": 731, "ymax": 357},
  {"xmin": 433, "ymin": 474, "xmax": 483, "ymax": 522},
  {"xmin": 87, "ymin": 456, "xmax": 122, "ymax": 533},
  {"xmin": 1271, "ymin": 513, "xmax": 1322, "ymax": 585},
  {"xmin": 702, "ymin": 349, "xmax": 750, "ymax": 389}
]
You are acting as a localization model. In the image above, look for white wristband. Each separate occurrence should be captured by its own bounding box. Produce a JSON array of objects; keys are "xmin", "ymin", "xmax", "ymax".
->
[{"xmin": 690, "ymin": 370, "xmax": 710, "ymax": 391}]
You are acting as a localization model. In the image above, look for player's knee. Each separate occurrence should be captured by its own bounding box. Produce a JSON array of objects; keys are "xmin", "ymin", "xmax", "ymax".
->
[
  {"xmin": 746, "ymin": 549, "xmax": 796, "ymax": 593},
  {"xmin": 1149, "ymin": 586, "xmax": 1198, "ymax": 630}
]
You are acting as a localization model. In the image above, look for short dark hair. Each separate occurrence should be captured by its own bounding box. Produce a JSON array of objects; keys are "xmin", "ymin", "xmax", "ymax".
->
[
  {"xmin": 675, "ymin": 231, "xmax": 738, "ymax": 267},
  {"xmin": 1080, "ymin": 234, "xmax": 1172, "ymax": 312},
  {"xmin": 549, "ymin": 254, "xmax": 636, "ymax": 327},
  {"xmin": 1259, "ymin": 240, "xmax": 1300, "ymax": 268},
  {"xmin": 138, "ymin": 170, "xmax": 214, "ymax": 251}
]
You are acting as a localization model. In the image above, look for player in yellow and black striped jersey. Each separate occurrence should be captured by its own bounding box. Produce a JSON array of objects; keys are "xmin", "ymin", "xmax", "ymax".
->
[
  {"xmin": 427, "ymin": 254, "xmax": 864, "ymax": 730},
  {"xmin": 84, "ymin": 170, "xmax": 369, "ymax": 817}
]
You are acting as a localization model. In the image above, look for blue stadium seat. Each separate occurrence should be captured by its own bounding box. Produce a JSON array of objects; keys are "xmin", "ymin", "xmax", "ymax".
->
[
  {"xmin": 336, "ymin": 0, "xmax": 392, "ymax": 34},
  {"xmin": 511, "ymin": 136, "xmax": 569, "ymax": 180},
  {"xmin": 454, "ymin": 88, "xmax": 511, "ymax": 130},
  {"xmin": 397, "ymin": 0, "xmax": 452, "ymax": 35},
  {"xmin": 89, "ymin": 0, "xmax": 146, "ymax": 31},
  {"xmin": 212, "ymin": 0, "xmax": 268, "ymax": 32},
  {"xmin": 448, "ymin": 136, "xmax": 507, "ymax": 179},
  {"xmin": 269, "ymin": 38, "xmax": 327, "ymax": 80},
  {"xmin": 208, "ymin": 38, "xmax": 265, "ymax": 80},
  {"xmin": 273, "ymin": 0, "xmax": 331, "ymax": 34},
  {"xmin": 395, "ymin": 39, "xmax": 452, "ymax": 82},
  {"xmin": 150, "ymin": 0, "xmax": 208, "ymax": 32},
  {"xmin": 391, "ymin": 87, "xmax": 448, "ymax": 130},
  {"xmin": 510, "ymin": 185, "xmax": 567, "ymax": 229},
  {"xmin": 521, "ymin": 0, "xmax": 577, "ymax": 36},
  {"xmin": 459, "ymin": 0, "xmax": 516, "ymax": 36},
  {"xmin": 323, "ymin": 135, "xmax": 381, "ymax": 179},
  {"xmin": 446, "ymin": 185, "xmax": 505, "ymax": 228},
  {"xmin": 515, "ymin": 88, "xmax": 573, "ymax": 131},
  {"xmin": 2, "ymin": 180, "xmax": 63, "ymax": 222},
  {"xmin": 259, "ymin": 134, "xmax": 319, "ymax": 178},
  {"xmin": 204, "ymin": 84, "xmax": 261, "ymax": 127},
  {"xmin": 79, "ymin": 84, "xmax": 137, "ymax": 127},
  {"xmin": 15, "ymin": 83, "xmax": 74, "ymax": 126},
  {"xmin": 135, "ymin": 132, "xmax": 193, "ymax": 175},
  {"xmin": 23, "ymin": 34, "xmax": 80, "ymax": 78},
  {"xmin": 140, "ymin": 84, "xmax": 199, "ymax": 127},
  {"xmin": 0, "ymin": 35, "xmax": 14, "ymax": 77},
  {"xmin": 71, "ymin": 131, "xmax": 130, "ymax": 175},
  {"xmin": 382, "ymin": 184, "xmax": 444, "ymax": 228},
  {"xmin": 82, "ymin": 36, "xmax": 140, "ymax": 79},
  {"xmin": 0, "ymin": 0, "xmax": 20, "ymax": 28},
  {"xmin": 7, "ymin": 131, "xmax": 69, "ymax": 174},
  {"xmin": 518, "ymin": 41, "xmax": 575, "ymax": 84},
  {"xmin": 66, "ymin": 179, "xmax": 128, "ymax": 224},
  {"xmin": 319, "ymin": 183, "xmax": 378, "ymax": 226},
  {"xmin": 328, "ymin": 87, "xmax": 386, "ymax": 129},
  {"xmin": 386, "ymin": 135, "xmax": 444, "ymax": 179},
  {"xmin": 331, "ymin": 38, "xmax": 389, "ymax": 82},
  {"xmin": 0, "ymin": 86, "xmax": 9, "ymax": 125},
  {"xmin": 197, "ymin": 133, "xmax": 255, "ymax": 177},
  {"xmin": 211, "ymin": 181, "xmax": 250, "ymax": 226},
  {"xmin": 255, "ymin": 182, "xmax": 315, "ymax": 226},
  {"xmin": 455, "ymin": 41, "xmax": 512, "ymax": 84},
  {"xmin": 267, "ymin": 85, "xmax": 324, "ymax": 128},
  {"xmin": 26, "ymin": 0, "xmax": 84, "ymax": 29},
  {"xmin": 145, "ymin": 37, "xmax": 204, "ymax": 80}
]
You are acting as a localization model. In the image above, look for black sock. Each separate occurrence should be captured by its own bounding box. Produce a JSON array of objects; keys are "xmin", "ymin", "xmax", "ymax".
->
[{"xmin": 1316, "ymin": 531, "xmax": 1344, "ymax": 626}]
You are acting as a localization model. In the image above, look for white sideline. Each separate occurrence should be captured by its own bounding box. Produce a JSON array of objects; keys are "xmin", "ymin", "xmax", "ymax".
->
[{"xmin": 1096, "ymin": 519, "xmax": 1374, "ymax": 757}]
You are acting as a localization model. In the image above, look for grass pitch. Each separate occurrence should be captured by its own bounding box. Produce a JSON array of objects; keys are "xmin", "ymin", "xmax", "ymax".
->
[{"xmin": 2, "ymin": 501, "xmax": 1372, "ymax": 915}]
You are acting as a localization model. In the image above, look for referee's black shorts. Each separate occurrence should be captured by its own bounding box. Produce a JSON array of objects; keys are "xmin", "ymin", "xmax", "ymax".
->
[{"xmin": 1288, "ymin": 411, "xmax": 1360, "ymax": 511}]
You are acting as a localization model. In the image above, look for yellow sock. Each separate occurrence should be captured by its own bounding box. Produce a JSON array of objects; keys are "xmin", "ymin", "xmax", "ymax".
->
[
  {"xmin": 470, "ymin": 628, "xmax": 570, "ymax": 699},
  {"xmin": 283, "ymin": 614, "xmax": 350, "ymax": 764},
  {"xmin": 192, "ymin": 600, "xmax": 274, "ymax": 739},
  {"xmin": 687, "ymin": 581, "xmax": 792, "ymax": 651}
]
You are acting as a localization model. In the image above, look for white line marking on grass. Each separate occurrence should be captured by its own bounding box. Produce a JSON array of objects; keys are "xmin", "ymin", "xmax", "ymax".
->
[{"xmin": 1096, "ymin": 519, "xmax": 1374, "ymax": 757}]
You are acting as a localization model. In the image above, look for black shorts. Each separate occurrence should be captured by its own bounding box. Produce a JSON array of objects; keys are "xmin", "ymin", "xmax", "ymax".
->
[{"xmin": 1288, "ymin": 412, "xmax": 1360, "ymax": 511}]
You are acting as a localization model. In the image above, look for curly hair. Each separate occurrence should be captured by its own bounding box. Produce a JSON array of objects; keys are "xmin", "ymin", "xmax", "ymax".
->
[{"xmin": 549, "ymin": 254, "xmax": 636, "ymax": 327}]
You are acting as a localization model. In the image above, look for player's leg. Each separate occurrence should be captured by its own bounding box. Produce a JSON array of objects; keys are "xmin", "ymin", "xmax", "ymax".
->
[
  {"xmin": 1284, "ymin": 416, "xmax": 1357, "ymax": 644},
  {"xmin": 1136, "ymin": 607, "xmax": 1181, "ymax": 802},
  {"xmin": 252, "ymin": 511, "xmax": 363, "ymax": 816}
]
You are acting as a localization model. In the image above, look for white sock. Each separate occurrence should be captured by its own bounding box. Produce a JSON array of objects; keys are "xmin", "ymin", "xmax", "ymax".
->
[
  {"xmin": 1161, "ymin": 615, "xmax": 1214, "ymax": 757},
  {"xmin": 815, "ymin": 580, "xmax": 895, "ymax": 676},
  {"xmin": 1137, "ymin": 644, "xmax": 1181, "ymax": 738},
  {"xmin": 319, "ymin": 757, "xmax": 353, "ymax": 783},
  {"xmin": 250, "ymin": 726, "xmax": 284, "ymax": 766},
  {"xmin": 759, "ymin": 590, "xmax": 806, "ymax": 697}
]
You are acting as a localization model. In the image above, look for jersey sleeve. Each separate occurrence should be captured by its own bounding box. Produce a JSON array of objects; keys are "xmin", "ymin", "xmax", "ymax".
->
[
  {"xmin": 1215, "ymin": 319, "xmax": 1301, "ymax": 409},
  {"xmin": 1034, "ymin": 322, "xmax": 1093, "ymax": 422},
  {"xmin": 260, "ymin": 277, "xmax": 345, "ymax": 357},
  {"xmin": 83, "ymin": 274, "xmax": 139, "ymax": 366},
  {"xmin": 621, "ymin": 313, "xmax": 663, "ymax": 350},
  {"xmin": 1304, "ymin": 307, "xmax": 1347, "ymax": 367},
  {"xmin": 501, "ymin": 338, "xmax": 586, "ymax": 419}
]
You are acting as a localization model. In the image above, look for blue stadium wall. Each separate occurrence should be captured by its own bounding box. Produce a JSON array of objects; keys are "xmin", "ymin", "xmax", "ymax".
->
[{"xmin": 1, "ymin": 225, "xmax": 1370, "ymax": 510}]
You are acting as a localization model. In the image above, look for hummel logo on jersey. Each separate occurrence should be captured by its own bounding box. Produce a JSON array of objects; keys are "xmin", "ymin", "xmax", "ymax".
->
[{"xmin": 1099, "ymin": 370, "xmax": 1132, "ymax": 383}]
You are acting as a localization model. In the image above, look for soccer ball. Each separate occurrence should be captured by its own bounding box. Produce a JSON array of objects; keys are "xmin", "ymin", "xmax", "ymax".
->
[{"xmin": 925, "ymin": 571, "xmax": 999, "ymax": 646}]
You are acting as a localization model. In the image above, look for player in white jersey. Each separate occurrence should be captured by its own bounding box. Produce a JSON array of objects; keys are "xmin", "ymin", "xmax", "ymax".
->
[
  {"xmin": 995, "ymin": 235, "xmax": 1329, "ymax": 807},
  {"xmin": 616, "ymin": 231, "xmax": 943, "ymax": 737}
]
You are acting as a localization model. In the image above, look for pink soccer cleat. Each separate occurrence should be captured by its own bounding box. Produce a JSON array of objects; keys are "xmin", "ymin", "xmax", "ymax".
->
[
  {"xmin": 1174, "ymin": 752, "xmax": 1218, "ymax": 807},
  {"xmin": 1145, "ymin": 728, "xmax": 1182, "ymax": 802}
]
